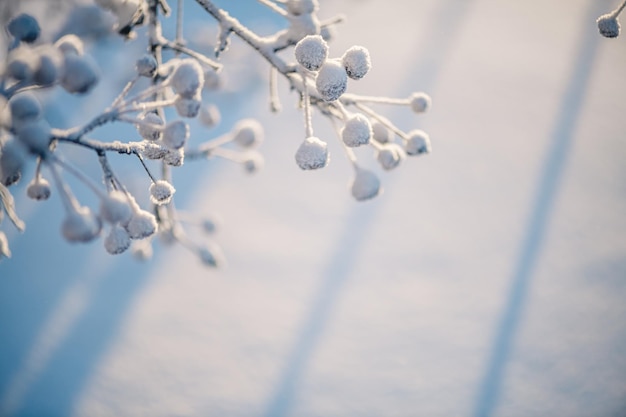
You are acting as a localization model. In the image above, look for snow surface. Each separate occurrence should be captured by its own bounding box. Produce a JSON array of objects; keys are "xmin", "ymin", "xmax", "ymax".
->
[{"xmin": 1, "ymin": 0, "xmax": 626, "ymax": 416}]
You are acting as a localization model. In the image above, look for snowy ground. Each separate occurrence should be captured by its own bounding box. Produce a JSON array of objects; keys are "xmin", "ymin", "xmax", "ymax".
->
[{"xmin": 1, "ymin": 0, "xmax": 626, "ymax": 416}]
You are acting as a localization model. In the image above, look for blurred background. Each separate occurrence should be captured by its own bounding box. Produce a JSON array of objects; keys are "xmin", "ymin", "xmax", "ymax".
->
[{"xmin": 1, "ymin": 0, "xmax": 625, "ymax": 416}]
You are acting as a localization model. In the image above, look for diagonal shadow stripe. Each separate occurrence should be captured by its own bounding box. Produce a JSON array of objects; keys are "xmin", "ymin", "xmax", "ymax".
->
[
  {"xmin": 471, "ymin": 2, "xmax": 607, "ymax": 416},
  {"xmin": 260, "ymin": 1, "xmax": 475, "ymax": 416}
]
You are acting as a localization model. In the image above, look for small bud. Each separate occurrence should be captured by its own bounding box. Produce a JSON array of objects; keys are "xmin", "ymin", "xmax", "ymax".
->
[
  {"xmin": 350, "ymin": 168, "xmax": 380, "ymax": 201},
  {"xmin": 233, "ymin": 119, "xmax": 264, "ymax": 148},
  {"xmin": 136, "ymin": 112, "xmax": 164, "ymax": 141},
  {"xmin": 199, "ymin": 104, "xmax": 221, "ymax": 128},
  {"xmin": 371, "ymin": 120, "xmax": 391, "ymax": 144},
  {"xmin": 341, "ymin": 114, "xmax": 371, "ymax": 147},
  {"xmin": 377, "ymin": 143, "xmax": 405, "ymax": 170},
  {"xmin": 409, "ymin": 92, "xmax": 431, "ymax": 113},
  {"xmin": 126, "ymin": 209, "xmax": 157, "ymax": 239},
  {"xmin": 341, "ymin": 46, "xmax": 371, "ymax": 80},
  {"xmin": 597, "ymin": 13, "xmax": 620, "ymax": 38},
  {"xmin": 0, "ymin": 231, "xmax": 11, "ymax": 260},
  {"xmin": 197, "ymin": 242, "xmax": 225, "ymax": 267},
  {"xmin": 315, "ymin": 60, "xmax": 347, "ymax": 101},
  {"xmin": 405, "ymin": 129, "xmax": 431, "ymax": 156},
  {"xmin": 61, "ymin": 54, "xmax": 99, "ymax": 94},
  {"xmin": 55, "ymin": 34, "xmax": 84, "ymax": 56},
  {"xmin": 62, "ymin": 205, "xmax": 102, "ymax": 243},
  {"xmin": 170, "ymin": 59, "xmax": 204, "ymax": 98},
  {"xmin": 9, "ymin": 92, "xmax": 42, "ymax": 126},
  {"xmin": 104, "ymin": 225, "xmax": 131, "ymax": 254},
  {"xmin": 100, "ymin": 190, "xmax": 132, "ymax": 224},
  {"xmin": 174, "ymin": 94, "xmax": 201, "ymax": 118},
  {"xmin": 149, "ymin": 180, "xmax": 175, "ymax": 205},
  {"xmin": 136, "ymin": 54, "xmax": 157, "ymax": 77},
  {"xmin": 27, "ymin": 176, "xmax": 51, "ymax": 200},
  {"xmin": 162, "ymin": 120, "xmax": 189, "ymax": 150},
  {"xmin": 295, "ymin": 136, "xmax": 329, "ymax": 170},
  {"xmin": 164, "ymin": 148, "xmax": 184, "ymax": 166},
  {"xmin": 8, "ymin": 14, "xmax": 40, "ymax": 43},
  {"xmin": 295, "ymin": 35, "xmax": 328, "ymax": 71}
]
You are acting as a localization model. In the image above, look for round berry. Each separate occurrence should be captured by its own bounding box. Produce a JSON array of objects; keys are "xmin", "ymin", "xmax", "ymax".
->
[
  {"xmin": 295, "ymin": 35, "xmax": 328, "ymax": 71},
  {"xmin": 341, "ymin": 114, "xmax": 371, "ymax": 147},
  {"xmin": 315, "ymin": 60, "xmax": 347, "ymax": 101},
  {"xmin": 341, "ymin": 46, "xmax": 371, "ymax": 80},
  {"xmin": 295, "ymin": 136, "xmax": 329, "ymax": 170}
]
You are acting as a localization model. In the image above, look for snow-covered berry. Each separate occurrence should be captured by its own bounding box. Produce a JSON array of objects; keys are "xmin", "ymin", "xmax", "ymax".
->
[
  {"xmin": 170, "ymin": 59, "xmax": 204, "ymax": 98},
  {"xmin": 295, "ymin": 35, "xmax": 328, "ymax": 71},
  {"xmin": 62, "ymin": 205, "xmax": 102, "ymax": 243},
  {"xmin": 16, "ymin": 119, "xmax": 50, "ymax": 155},
  {"xmin": 100, "ymin": 190, "xmax": 132, "ymax": 224},
  {"xmin": 9, "ymin": 92, "xmax": 42, "ymax": 125},
  {"xmin": 8, "ymin": 14, "xmax": 40, "ymax": 43},
  {"xmin": 136, "ymin": 54, "xmax": 157, "ymax": 77},
  {"xmin": 162, "ymin": 120, "xmax": 189, "ymax": 150},
  {"xmin": 286, "ymin": 0, "xmax": 319, "ymax": 15},
  {"xmin": 350, "ymin": 168, "xmax": 380, "ymax": 201},
  {"xmin": 597, "ymin": 13, "xmax": 620, "ymax": 38},
  {"xmin": 315, "ymin": 60, "xmax": 347, "ymax": 101},
  {"xmin": 377, "ymin": 143, "xmax": 405, "ymax": 170},
  {"xmin": 34, "ymin": 46, "xmax": 63, "ymax": 86},
  {"xmin": 409, "ymin": 92, "xmax": 431, "ymax": 113},
  {"xmin": 61, "ymin": 54, "xmax": 99, "ymax": 94},
  {"xmin": 199, "ymin": 104, "xmax": 221, "ymax": 128},
  {"xmin": 104, "ymin": 225, "xmax": 131, "ymax": 254},
  {"xmin": 149, "ymin": 180, "xmax": 175, "ymax": 205},
  {"xmin": 136, "ymin": 112, "xmax": 164, "ymax": 141},
  {"xmin": 341, "ymin": 114, "xmax": 371, "ymax": 147},
  {"xmin": 26, "ymin": 176, "xmax": 51, "ymax": 200},
  {"xmin": 233, "ymin": 119, "xmax": 264, "ymax": 148},
  {"xmin": 371, "ymin": 120, "xmax": 391, "ymax": 144},
  {"xmin": 126, "ymin": 208, "xmax": 157, "ymax": 239},
  {"xmin": 140, "ymin": 142, "xmax": 168, "ymax": 160},
  {"xmin": 203, "ymin": 68, "xmax": 221, "ymax": 91},
  {"xmin": 174, "ymin": 94, "xmax": 202, "ymax": 118},
  {"xmin": 0, "ymin": 139, "xmax": 26, "ymax": 186},
  {"xmin": 6, "ymin": 46, "xmax": 38, "ymax": 81},
  {"xmin": 405, "ymin": 129, "xmax": 431, "ymax": 155},
  {"xmin": 295, "ymin": 136, "xmax": 329, "ymax": 170},
  {"xmin": 55, "ymin": 34, "xmax": 84, "ymax": 56},
  {"xmin": 164, "ymin": 148, "xmax": 184, "ymax": 166},
  {"xmin": 341, "ymin": 46, "xmax": 371, "ymax": 80}
]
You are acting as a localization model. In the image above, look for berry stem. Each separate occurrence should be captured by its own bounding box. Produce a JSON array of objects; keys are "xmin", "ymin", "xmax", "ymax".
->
[
  {"xmin": 299, "ymin": 69, "xmax": 314, "ymax": 138},
  {"xmin": 257, "ymin": 0, "xmax": 287, "ymax": 17}
]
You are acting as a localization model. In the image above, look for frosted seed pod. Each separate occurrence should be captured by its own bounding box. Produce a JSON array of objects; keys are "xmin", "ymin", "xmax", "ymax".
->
[
  {"xmin": 141, "ymin": 142, "xmax": 168, "ymax": 160},
  {"xmin": 0, "ymin": 231, "xmax": 11, "ymax": 259},
  {"xmin": 34, "ymin": 46, "xmax": 63, "ymax": 86},
  {"xmin": 136, "ymin": 112, "xmax": 164, "ymax": 141},
  {"xmin": 197, "ymin": 243, "xmax": 225, "ymax": 267},
  {"xmin": 61, "ymin": 54, "xmax": 99, "ymax": 94},
  {"xmin": 350, "ymin": 168, "xmax": 381, "ymax": 201},
  {"xmin": 16, "ymin": 119, "xmax": 50, "ymax": 155},
  {"xmin": 295, "ymin": 136, "xmax": 329, "ymax": 170},
  {"xmin": 409, "ymin": 92, "xmax": 431, "ymax": 113},
  {"xmin": 597, "ymin": 13, "xmax": 620, "ymax": 38},
  {"xmin": 243, "ymin": 152, "xmax": 264, "ymax": 173},
  {"xmin": 104, "ymin": 225, "xmax": 131, "ymax": 254},
  {"xmin": 9, "ymin": 92, "xmax": 42, "ymax": 125},
  {"xmin": 126, "ymin": 209, "xmax": 158, "ymax": 239},
  {"xmin": 27, "ymin": 177, "xmax": 51, "ymax": 200},
  {"xmin": 162, "ymin": 120, "xmax": 189, "ymax": 150},
  {"xmin": 233, "ymin": 119, "xmax": 264, "ymax": 148},
  {"xmin": 55, "ymin": 34, "xmax": 84, "ymax": 56},
  {"xmin": 0, "ymin": 139, "xmax": 26, "ymax": 186},
  {"xmin": 7, "ymin": 46, "xmax": 38, "ymax": 81},
  {"xmin": 405, "ymin": 129, "xmax": 431, "ymax": 156},
  {"xmin": 341, "ymin": 114, "xmax": 371, "ymax": 147},
  {"xmin": 295, "ymin": 35, "xmax": 328, "ymax": 71},
  {"xmin": 315, "ymin": 60, "xmax": 347, "ymax": 101},
  {"xmin": 342, "ymin": 46, "xmax": 371, "ymax": 80},
  {"xmin": 371, "ymin": 120, "xmax": 391, "ymax": 144},
  {"xmin": 136, "ymin": 54, "xmax": 157, "ymax": 77},
  {"xmin": 149, "ymin": 180, "xmax": 175, "ymax": 205},
  {"xmin": 8, "ymin": 14, "xmax": 40, "ymax": 43},
  {"xmin": 164, "ymin": 148, "xmax": 184, "ymax": 166},
  {"xmin": 62, "ymin": 205, "xmax": 102, "ymax": 243},
  {"xmin": 286, "ymin": 0, "xmax": 319, "ymax": 15},
  {"xmin": 100, "ymin": 190, "xmax": 132, "ymax": 224},
  {"xmin": 203, "ymin": 68, "xmax": 221, "ymax": 91},
  {"xmin": 174, "ymin": 94, "xmax": 202, "ymax": 118},
  {"xmin": 199, "ymin": 104, "xmax": 221, "ymax": 128},
  {"xmin": 170, "ymin": 59, "xmax": 204, "ymax": 98},
  {"xmin": 377, "ymin": 143, "xmax": 405, "ymax": 170}
]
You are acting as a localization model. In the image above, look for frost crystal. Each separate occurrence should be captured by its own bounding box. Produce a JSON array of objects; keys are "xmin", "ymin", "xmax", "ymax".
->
[
  {"xmin": 61, "ymin": 54, "xmax": 99, "ymax": 94},
  {"xmin": 342, "ymin": 114, "xmax": 372, "ymax": 147},
  {"xmin": 295, "ymin": 136, "xmax": 329, "ymax": 170},
  {"xmin": 170, "ymin": 59, "xmax": 204, "ymax": 98},
  {"xmin": 377, "ymin": 143, "xmax": 405, "ymax": 170},
  {"xmin": 597, "ymin": 13, "xmax": 621, "ymax": 38},
  {"xmin": 137, "ymin": 112, "xmax": 164, "ymax": 141},
  {"xmin": 27, "ymin": 177, "xmax": 51, "ymax": 200},
  {"xmin": 315, "ymin": 60, "xmax": 347, "ymax": 101},
  {"xmin": 350, "ymin": 168, "xmax": 380, "ymax": 201},
  {"xmin": 162, "ymin": 120, "xmax": 189, "ymax": 150},
  {"xmin": 7, "ymin": 14, "xmax": 40, "ymax": 43},
  {"xmin": 149, "ymin": 180, "xmax": 175, "ymax": 205},
  {"xmin": 62, "ymin": 205, "xmax": 102, "ymax": 243},
  {"xmin": 104, "ymin": 225, "xmax": 131, "ymax": 254},
  {"xmin": 341, "ymin": 46, "xmax": 371, "ymax": 80},
  {"xmin": 409, "ymin": 92, "xmax": 432, "ymax": 113},
  {"xmin": 100, "ymin": 190, "xmax": 132, "ymax": 224},
  {"xmin": 295, "ymin": 35, "xmax": 328, "ymax": 71},
  {"xmin": 233, "ymin": 119, "xmax": 264, "ymax": 148},
  {"xmin": 405, "ymin": 129, "xmax": 431, "ymax": 155}
]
